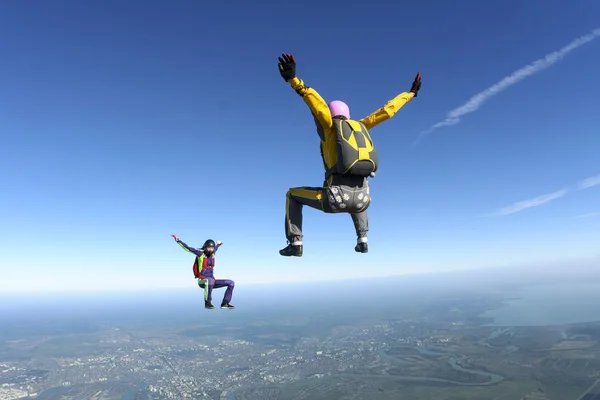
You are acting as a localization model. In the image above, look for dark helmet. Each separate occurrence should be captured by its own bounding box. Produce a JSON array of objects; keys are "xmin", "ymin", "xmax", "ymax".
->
[
  {"xmin": 203, "ymin": 239, "xmax": 216, "ymax": 248},
  {"xmin": 202, "ymin": 239, "xmax": 216, "ymax": 256}
]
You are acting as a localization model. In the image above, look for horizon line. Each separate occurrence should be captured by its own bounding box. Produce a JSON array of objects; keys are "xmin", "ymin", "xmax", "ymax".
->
[
  {"xmin": 2, "ymin": 255, "xmax": 600, "ymax": 295},
  {"xmin": 0, "ymin": 267, "xmax": 486, "ymax": 295}
]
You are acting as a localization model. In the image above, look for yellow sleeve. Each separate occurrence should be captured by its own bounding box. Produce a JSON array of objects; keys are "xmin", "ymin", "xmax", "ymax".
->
[
  {"xmin": 288, "ymin": 76, "xmax": 333, "ymax": 130},
  {"xmin": 359, "ymin": 92, "xmax": 415, "ymax": 130}
]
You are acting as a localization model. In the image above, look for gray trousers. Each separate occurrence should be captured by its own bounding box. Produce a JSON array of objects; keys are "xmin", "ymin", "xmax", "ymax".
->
[{"xmin": 284, "ymin": 174, "xmax": 371, "ymax": 245}]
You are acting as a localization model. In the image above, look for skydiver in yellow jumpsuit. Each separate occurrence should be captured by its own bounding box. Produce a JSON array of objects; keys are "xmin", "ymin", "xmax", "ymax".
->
[{"xmin": 277, "ymin": 53, "xmax": 422, "ymax": 257}]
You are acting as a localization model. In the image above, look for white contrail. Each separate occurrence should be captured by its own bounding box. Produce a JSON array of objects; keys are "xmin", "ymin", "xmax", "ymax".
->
[
  {"xmin": 578, "ymin": 174, "xmax": 600, "ymax": 189},
  {"xmin": 490, "ymin": 188, "xmax": 568, "ymax": 216},
  {"xmin": 488, "ymin": 173, "xmax": 600, "ymax": 216},
  {"xmin": 574, "ymin": 212, "xmax": 600, "ymax": 219},
  {"xmin": 413, "ymin": 28, "xmax": 600, "ymax": 145}
]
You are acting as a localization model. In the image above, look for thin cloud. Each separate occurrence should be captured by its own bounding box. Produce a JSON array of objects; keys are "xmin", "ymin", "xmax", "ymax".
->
[
  {"xmin": 490, "ymin": 189, "xmax": 568, "ymax": 216},
  {"xmin": 488, "ymin": 172, "xmax": 600, "ymax": 217},
  {"xmin": 574, "ymin": 212, "xmax": 600, "ymax": 219},
  {"xmin": 578, "ymin": 174, "xmax": 600, "ymax": 190},
  {"xmin": 413, "ymin": 28, "xmax": 600, "ymax": 145}
]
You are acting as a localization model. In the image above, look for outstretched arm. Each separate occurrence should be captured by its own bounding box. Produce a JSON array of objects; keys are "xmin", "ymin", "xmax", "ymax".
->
[
  {"xmin": 359, "ymin": 92, "xmax": 414, "ymax": 130},
  {"xmin": 278, "ymin": 53, "xmax": 332, "ymax": 131},
  {"xmin": 177, "ymin": 240, "xmax": 204, "ymax": 257},
  {"xmin": 288, "ymin": 77, "xmax": 333, "ymax": 131},
  {"xmin": 171, "ymin": 234, "xmax": 203, "ymax": 257},
  {"xmin": 359, "ymin": 72, "xmax": 422, "ymax": 130}
]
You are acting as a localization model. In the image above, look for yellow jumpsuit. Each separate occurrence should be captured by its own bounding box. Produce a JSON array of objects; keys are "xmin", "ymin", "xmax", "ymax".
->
[{"xmin": 285, "ymin": 76, "xmax": 415, "ymax": 246}]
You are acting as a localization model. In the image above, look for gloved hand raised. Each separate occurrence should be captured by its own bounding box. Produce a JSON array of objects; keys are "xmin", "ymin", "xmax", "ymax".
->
[
  {"xmin": 410, "ymin": 72, "xmax": 422, "ymax": 97},
  {"xmin": 278, "ymin": 53, "xmax": 296, "ymax": 82}
]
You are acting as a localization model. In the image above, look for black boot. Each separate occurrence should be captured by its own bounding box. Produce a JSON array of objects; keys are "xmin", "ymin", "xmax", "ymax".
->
[
  {"xmin": 205, "ymin": 300, "xmax": 214, "ymax": 309},
  {"xmin": 279, "ymin": 242, "xmax": 303, "ymax": 257},
  {"xmin": 221, "ymin": 302, "xmax": 235, "ymax": 309},
  {"xmin": 355, "ymin": 242, "xmax": 368, "ymax": 253}
]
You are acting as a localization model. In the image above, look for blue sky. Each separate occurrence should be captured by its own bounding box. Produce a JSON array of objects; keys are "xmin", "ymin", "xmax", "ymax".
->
[{"xmin": 1, "ymin": 0, "xmax": 599, "ymax": 292}]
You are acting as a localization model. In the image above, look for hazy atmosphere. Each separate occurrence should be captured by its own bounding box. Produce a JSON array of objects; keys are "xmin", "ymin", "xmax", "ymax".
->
[{"xmin": 1, "ymin": 0, "xmax": 600, "ymax": 399}]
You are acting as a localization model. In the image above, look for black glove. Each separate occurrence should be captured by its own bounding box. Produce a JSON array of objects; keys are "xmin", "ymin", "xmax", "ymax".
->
[
  {"xmin": 410, "ymin": 72, "xmax": 422, "ymax": 97},
  {"xmin": 278, "ymin": 53, "xmax": 296, "ymax": 82}
]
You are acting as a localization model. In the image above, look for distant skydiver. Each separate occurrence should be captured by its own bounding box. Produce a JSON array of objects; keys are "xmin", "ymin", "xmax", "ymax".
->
[
  {"xmin": 171, "ymin": 234, "xmax": 235, "ymax": 310},
  {"xmin": 276, "ymin": 53, "xmax": 422, "ymax": 257}
]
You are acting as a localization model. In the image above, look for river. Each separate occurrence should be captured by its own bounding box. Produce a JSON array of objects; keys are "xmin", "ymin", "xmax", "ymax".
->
[
  {"xmin": 373, "ymin": 345, "xmax": 504, "ymax": 386},
  {"xmin": 225, "ymin": 341, "xmax": 506, "ymax": 399}
]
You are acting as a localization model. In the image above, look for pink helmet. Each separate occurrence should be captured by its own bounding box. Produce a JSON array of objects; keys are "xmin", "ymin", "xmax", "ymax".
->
[{"xmin": 328, "ymin": 100, "xmax": 350, "ymax": 119}]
